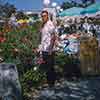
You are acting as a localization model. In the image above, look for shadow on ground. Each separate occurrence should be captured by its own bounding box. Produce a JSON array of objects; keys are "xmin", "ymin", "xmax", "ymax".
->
[{"xmin": 27, "ymin": 76, "xmax": 100, "ymax": 100}]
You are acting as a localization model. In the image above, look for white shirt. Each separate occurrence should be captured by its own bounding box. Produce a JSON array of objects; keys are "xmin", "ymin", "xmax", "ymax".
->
[{"xmin": 39, "ymin": 20, "xmax": 55, "ymax": 52}]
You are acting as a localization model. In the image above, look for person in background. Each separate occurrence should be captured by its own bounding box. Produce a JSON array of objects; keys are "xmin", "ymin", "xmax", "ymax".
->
[{"xmin": 35, "ymin": 10, "xmax": 56, "ymax": 87}]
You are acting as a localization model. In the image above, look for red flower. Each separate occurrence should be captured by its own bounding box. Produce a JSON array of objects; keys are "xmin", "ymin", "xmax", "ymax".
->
[
  {"xmin": 0, "ymin": 37, "xmax": 6, "ymax": 43},
  {"xmin": 0, "ymin": 32, "xmax": 4, "ymax": 35},
  {"xmin": 36, "ymin": 57, "xmax": 46, "ymax": 64}
]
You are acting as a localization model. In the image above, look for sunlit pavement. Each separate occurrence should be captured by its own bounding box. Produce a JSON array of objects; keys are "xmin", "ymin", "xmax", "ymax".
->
[{"xmin": 31, "ymin": 76, "xmax": 100, "ymax": 100}]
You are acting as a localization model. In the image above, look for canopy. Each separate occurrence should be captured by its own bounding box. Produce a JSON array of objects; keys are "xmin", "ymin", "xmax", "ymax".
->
[
  {"xmin": 81, "ymin": 3, "xmax": 100, "ymax": 15},
  {"xmin": 59, "ymin": 7, "xmax": 84, "ymax": 17}
]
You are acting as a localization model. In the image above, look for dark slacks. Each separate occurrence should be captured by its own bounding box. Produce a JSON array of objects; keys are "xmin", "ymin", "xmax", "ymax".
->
[{"xmin": 39, "ymin": 51, "xmax": 56, "ymax": 86}]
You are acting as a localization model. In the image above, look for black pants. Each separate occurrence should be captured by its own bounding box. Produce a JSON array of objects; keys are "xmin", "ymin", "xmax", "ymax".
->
[{"xmin": 40, "ymin": 51, "xmax": 56, "ymax": 86}]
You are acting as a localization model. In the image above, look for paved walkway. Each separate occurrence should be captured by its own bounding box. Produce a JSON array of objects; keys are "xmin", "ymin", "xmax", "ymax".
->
[{"xmin": 29, "ymin": 76, "xmax": 100, "ymax": 100}]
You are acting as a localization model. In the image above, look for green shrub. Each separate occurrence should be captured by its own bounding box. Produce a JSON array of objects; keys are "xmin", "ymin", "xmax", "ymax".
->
[
  {"xmin": 0, "ymin": 22, "xmax": 44, "ymax": 97},
  {"xmin": 20, "ymin": 67, "xmax": 46, "ymax": 96}
]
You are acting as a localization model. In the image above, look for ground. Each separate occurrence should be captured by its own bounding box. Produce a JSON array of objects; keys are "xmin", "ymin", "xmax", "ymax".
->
[{"xmin": 26, "ymin": 76, "xmax": 100, "ymax": 100}]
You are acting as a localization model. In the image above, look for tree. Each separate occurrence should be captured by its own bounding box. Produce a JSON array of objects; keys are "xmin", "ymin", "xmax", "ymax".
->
[
  {"xmin": 81, "ymin": 0, "xmax": 95, "ymax": 7},
  {"xmin": 61, "ymin": 0, "xmax": 96, "ymax": 10},
  {"xmin": 81, "ymin": 0, "xmax": 95, "ymax": 4},
  {"xmin": 61, "ymin": 1, "xmax": 74, "ymax": 10},
  {"xmin": 0, "ymin": 2, "xmax": 16, "ymax": 18},
  {"xmin": 61, "ymin": 0, "xmax": 82, "ymax": 10},
  {"xmin": 16, "ymin": 11, "xmax": 28, "ymax": 20}
]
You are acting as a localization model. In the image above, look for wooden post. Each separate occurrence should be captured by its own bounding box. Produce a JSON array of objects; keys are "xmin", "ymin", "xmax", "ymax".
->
[{"xmin": 79, "ymin": 37, "xmax": 99, "ymax": 75}]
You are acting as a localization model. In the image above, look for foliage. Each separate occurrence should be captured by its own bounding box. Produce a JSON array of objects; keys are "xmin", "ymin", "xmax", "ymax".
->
[
  {"xmin": 16, "ymin": 11, "xmax": 28, "ymax": 20},
  {"xmin": 0, "ymin": 21, "xmax": 46, "ymax": 97},
  {"xmin": 0, "ymin": 20, "xmax": 76, "ymax": 97},
  {"xmin": 20, "ymin": 67, "xmax": 46, "ymax": 96},
  {"xmin": 55, "ymin": 52, "xmax": 75, "ymax": 72},
  {"xmin": 0, "ymin": 27, "xmax": 37, "ymax": 63},
  {"xmin": 0, "ymin": 2, "xmax": 16, "ymax": 18},
  {"xmin": 61, "ymin": 0, "xmax": 96, "ymax": 10}
]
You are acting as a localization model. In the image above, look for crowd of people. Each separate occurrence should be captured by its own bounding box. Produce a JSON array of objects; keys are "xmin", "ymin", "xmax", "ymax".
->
[{"xmin": 56, "ymin": 15, "xmax": 100, "ymax": 52}]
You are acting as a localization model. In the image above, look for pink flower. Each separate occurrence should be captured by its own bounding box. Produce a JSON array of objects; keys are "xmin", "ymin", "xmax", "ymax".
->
[
  {"xmin": 36, "ymin": 57, "xmax": 46, "ymax": 64},
  {"xmin": 0, "ymin": 37, "xmax": 6, "ymax": 43}
]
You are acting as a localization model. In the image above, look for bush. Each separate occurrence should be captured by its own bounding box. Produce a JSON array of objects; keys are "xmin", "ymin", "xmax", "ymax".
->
[
  {"xmin": 0, "ymin": 21, "xmax": 44, "ymax": 97},
  {"xmin": 20, "ymin": 67, "xmax": 46, "ymax": 96},
  {"xmin": 0, "ymin": 21, "xmax": 76, "ymax": 98}
]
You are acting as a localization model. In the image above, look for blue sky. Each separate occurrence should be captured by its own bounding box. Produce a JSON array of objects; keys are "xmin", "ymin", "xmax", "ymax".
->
[{"xmin": 8, "ymin": 0, "xmax": 100, "ymax": 10}]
